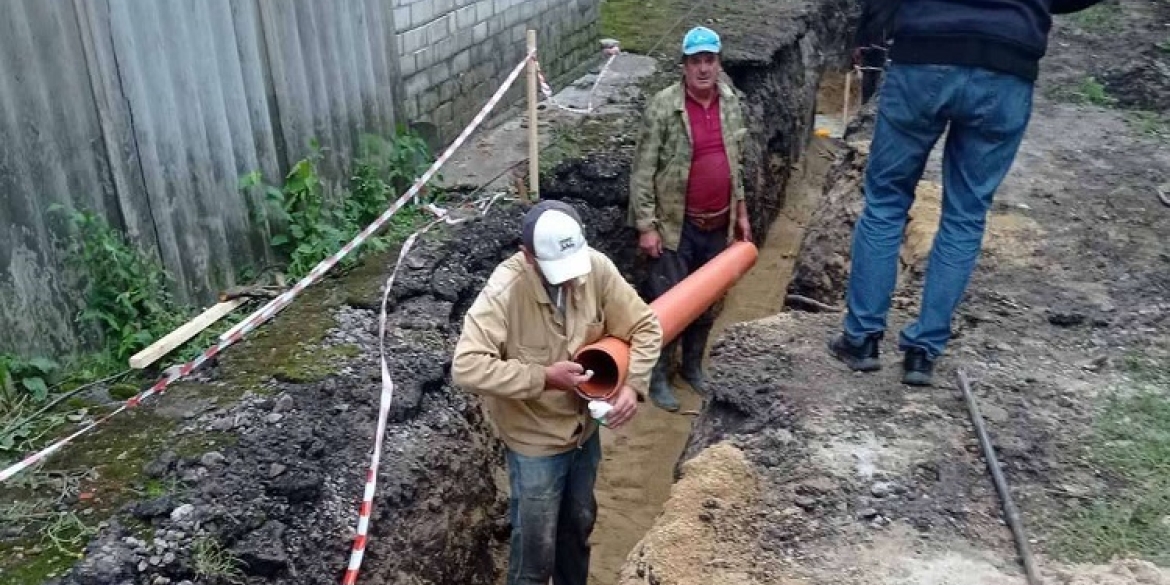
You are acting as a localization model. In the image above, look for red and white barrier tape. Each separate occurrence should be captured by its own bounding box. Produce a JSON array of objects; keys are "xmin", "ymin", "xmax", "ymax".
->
[
  {"xmin": 536, "ymin": 50, "xmax": 620, "ymax": 115},
  {"xmin": 341, "ymin": 191, "xmax": 506, "ymax": 585},
  {"xmin": 0, "ymin": 52, "xmax": 532, "ymax": 485}
]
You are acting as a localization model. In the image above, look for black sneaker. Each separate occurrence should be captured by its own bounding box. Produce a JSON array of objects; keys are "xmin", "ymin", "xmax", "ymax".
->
[
  {"xmin": 828, "ymin": 333, "xmax": 882, "ymax": 372},
  {"xmin": 902, "ymin": 348, "xmax": 935, "ymax": 386}
]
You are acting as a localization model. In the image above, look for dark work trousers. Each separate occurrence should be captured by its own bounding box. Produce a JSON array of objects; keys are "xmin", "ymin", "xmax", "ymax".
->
[{"xmin": 644, "ymin": 220, "xmax": 729, "ymax": 369}]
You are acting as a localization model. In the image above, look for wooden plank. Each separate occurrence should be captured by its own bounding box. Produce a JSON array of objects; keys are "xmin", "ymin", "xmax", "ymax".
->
[{"xmin": 129, "ymin": 298, "xmax": 247, "ymax": 369}]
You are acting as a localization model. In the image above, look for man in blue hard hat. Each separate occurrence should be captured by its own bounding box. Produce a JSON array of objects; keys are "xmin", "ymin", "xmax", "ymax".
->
[{"xmin": 628, "ymin": 26, "xmax": 752, "ymax": 411}]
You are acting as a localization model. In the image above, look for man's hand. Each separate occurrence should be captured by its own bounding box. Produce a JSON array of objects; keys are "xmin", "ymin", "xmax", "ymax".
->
[
  {"xmin": 638, "ymin": 229, "xmax": 663, "ymax": 258},
  {"xmin": 544, "ymin": 361, "xmax": 592, "ymax": 392},
  {"xmin": 737, "ymin": 214, "xmax": 753, "ymax": 242},
  {"xmin": 605, "ymin": 385, "xmax": 639, "ymax": 428}
]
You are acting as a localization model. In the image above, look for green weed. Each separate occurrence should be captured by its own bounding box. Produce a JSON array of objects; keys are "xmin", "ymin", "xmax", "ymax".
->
[
  {"xmin": 191, "ymin": 536, "xmax": 245, "ymax": 584},
  {"xmin": 50, "ymin": 205, "xmax": 189, "ymax": 364},
  {"xmin": 0, "ymin": 355, "xmax": 58, "ymax": 412},
  {"xmin": 600, "ymin": 0, "xmax": 690, "ymax": 56},
  {"xmin": 1051, "ymin": 76, "xmax": 1117, "ymax": 107},
  {"xmin": 1062, "ymin": 2, "xmax": 1122, "ymax": 32},
  {"xmin": 1127, "ymin": 111, "xmax": 1170, "ymax": 140},
  {"xmin": 1051, "ymin": 355, "xmax": 1170, "ymax": 565},
  {"xmin": 240, "ymin": 129, "xmax": 438, "ymax": 280}
]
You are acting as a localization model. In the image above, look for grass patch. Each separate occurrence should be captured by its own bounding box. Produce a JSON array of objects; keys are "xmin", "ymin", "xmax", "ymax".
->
[
  {"xmin": 1060, "ymin": 1, "xmax": 1122, "ymax": 32},
  {"xmin": 192, "ymin": 536, "xmax": 245, "ymax": 584},
  {"xmin": 1051, "ymin": 76, "xmax": 1118, "ymax": 107},
  {"xmin": 601, "ymin": 0, "xmax": 694, "ymax": 56},
  {"xmin": 1051, "ymin": 354, "xmax": 1170, "ymax": 565},
  {"xmin": 1126, "ymin": 111, "xmax": 1170, "ymax": 140}
]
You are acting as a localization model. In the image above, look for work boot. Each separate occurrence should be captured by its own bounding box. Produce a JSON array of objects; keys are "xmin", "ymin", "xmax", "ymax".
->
[
  {"xmin": 828, "ymin": 332, "xmax": 882, "ymax": 372},
  {"xmin": 680, "ymin": 325, "xmax": 712, "ymax": 394},
  {"xmin": 901, "ymin": 347, "xmax": 935, "ymax": 386},
  {"xmin": 649, "ymin": 343, "xmax": 679, "ymax": 412}
]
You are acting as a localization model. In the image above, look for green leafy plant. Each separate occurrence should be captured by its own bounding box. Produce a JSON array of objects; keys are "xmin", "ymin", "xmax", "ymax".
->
[
  {"xmin": 50, "ymin": 205, "xmax": 188, "ymax": 363},
  {"xmin": 240, "ymin": 129, "xmax": 440, "ymax": 280},
  {"xmin": 0, "ymin": 354, "xmax": 58, "ymax": 408}
]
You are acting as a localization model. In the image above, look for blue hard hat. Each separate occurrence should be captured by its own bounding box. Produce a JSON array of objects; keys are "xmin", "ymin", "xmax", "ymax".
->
[{"xmin": 682, "ymin": 26, "xmax": 721, "ymax": 56}]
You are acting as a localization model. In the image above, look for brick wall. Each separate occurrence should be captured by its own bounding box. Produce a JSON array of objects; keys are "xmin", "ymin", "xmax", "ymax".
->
[{"xmin": 394, "ymin": 0, "xmax": 601, "ymax": 144}]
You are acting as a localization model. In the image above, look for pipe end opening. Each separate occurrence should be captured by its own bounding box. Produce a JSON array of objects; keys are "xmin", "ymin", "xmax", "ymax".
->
[{"xmin": 575, "ymin": 347, "xmax": 621, "ymax": 400}]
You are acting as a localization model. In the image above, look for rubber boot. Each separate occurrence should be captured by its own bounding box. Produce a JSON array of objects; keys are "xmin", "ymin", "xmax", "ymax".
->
[
  {"xmin": 680, "ymin": 323, "xmax": 712, "ymax": 394},
  {"xmin": 649, "ymin": 341, "xmax": 679, "ymax": 412}
]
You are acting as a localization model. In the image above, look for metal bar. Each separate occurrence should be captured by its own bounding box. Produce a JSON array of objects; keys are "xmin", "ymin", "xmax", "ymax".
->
[{"xmin": 956, "ymin": 368, "xmax": 1044, "ymax": 585}]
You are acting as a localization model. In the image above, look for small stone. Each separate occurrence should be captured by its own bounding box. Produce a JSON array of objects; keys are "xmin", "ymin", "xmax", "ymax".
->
[
  {"xmin": 233, "ymin": 520, "xmax": 290, "ymax": 576},
  {"xmin": 1047, "ymin": 311, "xmax": 1085, "ymax": 327},
  {"xmin": 153, "ymin": 576, "xmax": 172, "ymax": 585},
  {"xmin": 981, "ymin": 404, "xmax": 1010, "ymax": 424},
  {"xmin": 265, "ymin": 413, "xmax": 284, "ymax": 424},
  {"xmin": 859, "ymin": 508, "xmax": 879, "ymax": 519},
  {"xmin": 210, "ymin": 417, "xmax": 234, "ymax": 432},
  {"xmin": 870, "ymin": 482, "xmax": 899, "ymax": 498},
  {"xmin": 1080, "ymin": 355, "xmax": 1109, "ymax": 372},
  {"xmin": 149, "ymin": 555, "xmax": 162, "ymax": 566},
  {"xmin": 170, "ymin": 504, "xmax": 195, "ymax": 523},
  {"xmin": 795, "ymin": 496, "xmax": 817, "ymax": 511},
  {"xmin": 200, "ymin": 452, "xmax": 226, "ymax": 468},
  {"xmin": 144, "ymin": 451, "xmax": 178, "ymax": 478},
  {"xmin": 269, "ymin": 463, "xmax": 288, "ymax": 478},
  {"xmin": 273, "ymin": 394, "xmax": 295, "ymax": 413},
  {"xmin": 138, "ymin": 560, "xmax": 149, "ymax": 572},
  {"xmin": 163, "ymin": 551, "xmax": 176, "ymax": 565},
  {"xmin": 180, "ymin": 467, "xmax": 207, "ymax": 483}
]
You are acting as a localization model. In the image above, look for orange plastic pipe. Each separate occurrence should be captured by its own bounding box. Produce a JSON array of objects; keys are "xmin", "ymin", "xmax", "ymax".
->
[{"xmin": 574, "ymin": 240, "xmax": 759, "ymax": 400}]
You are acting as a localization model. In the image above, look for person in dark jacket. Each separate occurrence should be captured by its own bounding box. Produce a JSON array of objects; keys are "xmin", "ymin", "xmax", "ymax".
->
[{"xmin": 830, "ymin": 0, "xmax": 1105, "ymax": 386}]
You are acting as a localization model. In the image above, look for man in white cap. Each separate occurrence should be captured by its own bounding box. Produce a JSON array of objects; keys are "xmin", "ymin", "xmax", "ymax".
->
[
  {"xmin": 628, "ymin": 25, "xmax": 752, "ymax": 411},
  {"xmin": 452, "ymin": 199, "xmax": 662, "ymax": 585}
]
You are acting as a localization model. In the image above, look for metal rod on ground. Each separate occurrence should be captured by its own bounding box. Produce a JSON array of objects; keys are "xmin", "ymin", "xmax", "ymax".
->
[
  {"xmin": 957, "ymin": 369, "xmax": 1044, "ymax": 585},
  {"xmin": 526, "ymin": 29, "xmax": 539, "ymax": 202}
]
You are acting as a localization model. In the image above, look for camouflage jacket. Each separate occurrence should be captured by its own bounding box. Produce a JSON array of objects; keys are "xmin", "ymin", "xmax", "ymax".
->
[{"xmin": 627, "ymin": 78, "xmax": 748, "ymax": 251}]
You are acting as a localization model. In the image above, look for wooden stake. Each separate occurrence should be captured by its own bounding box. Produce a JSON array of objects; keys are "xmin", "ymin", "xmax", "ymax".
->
[
  {"xmin": 129, "ymin": 298, "xmax": 247, "ymax": 369},
  {"xmin": 843, "ymin": 67, "xmax": 853, "ymax": 128},
  {"xmin": 526, "ymin": 29, "xmax": 539, "ymax": 202}
]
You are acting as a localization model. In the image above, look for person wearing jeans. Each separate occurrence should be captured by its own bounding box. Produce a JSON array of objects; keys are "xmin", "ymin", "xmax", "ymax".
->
[
  {"xmin": 504, "ymin": 431, "xmax": 600, "ymax": 584},
  {"xmin": 831, "ymin": 0, "xmax": 1105, "ymax": 385},
  {"xmin": 452, "ymin": 200, "xmax": 662, "ymax": 584}
]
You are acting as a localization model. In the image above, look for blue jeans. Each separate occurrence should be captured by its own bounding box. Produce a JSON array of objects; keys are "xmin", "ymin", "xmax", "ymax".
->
[
  {"xmin": 843, "ymin": 63, "xmax": 1034, "ymax": 358},
  {"xmin": 505, "ymin": 431, "xmax": 600, "ymax": 585}
]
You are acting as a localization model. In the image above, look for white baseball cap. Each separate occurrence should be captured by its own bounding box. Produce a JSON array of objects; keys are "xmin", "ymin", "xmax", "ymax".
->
[{"xmin": 521, "ymin": 200, "xmax": 592, "ymax": 285}]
